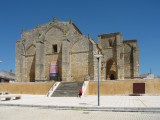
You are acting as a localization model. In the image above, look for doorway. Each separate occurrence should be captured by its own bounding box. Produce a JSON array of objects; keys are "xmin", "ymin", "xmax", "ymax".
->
[
  {"xmin": 106, "ymin": 58, "xmax": 117, "ymax": 80},
  {"xmin": 110, "ymin": 74, "xmax": 115, "ymax": 80},
  {"xmin": 133, "ymin": 83, "xmax": 145, "ymax": 94}
]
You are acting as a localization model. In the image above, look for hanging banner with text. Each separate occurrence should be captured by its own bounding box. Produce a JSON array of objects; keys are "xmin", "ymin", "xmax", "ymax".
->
[{"xmin": 50, "ymin": 61, "xmax": 58, "ymax": 77}]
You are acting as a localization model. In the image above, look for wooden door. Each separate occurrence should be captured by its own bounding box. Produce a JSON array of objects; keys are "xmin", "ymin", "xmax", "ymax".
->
[{"xmin": 133, "ymin": 83, "xmax": 145, "ymax": 94}]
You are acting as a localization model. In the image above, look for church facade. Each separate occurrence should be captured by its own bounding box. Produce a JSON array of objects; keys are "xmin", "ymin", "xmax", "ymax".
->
[{"xmin": 15, "ymin": 18, "xmax": 139, "ymax": 82}]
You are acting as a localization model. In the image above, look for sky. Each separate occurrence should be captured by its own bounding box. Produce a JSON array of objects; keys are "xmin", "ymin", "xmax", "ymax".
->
[{"xmin": 0, "ymin": 0, "xmax": 160, "ymax": 76}]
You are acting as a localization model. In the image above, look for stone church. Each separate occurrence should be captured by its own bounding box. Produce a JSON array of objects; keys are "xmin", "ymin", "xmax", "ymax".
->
[{"xmin": 15, "ymin": 18, "xmax": 139, "ymax": 82}]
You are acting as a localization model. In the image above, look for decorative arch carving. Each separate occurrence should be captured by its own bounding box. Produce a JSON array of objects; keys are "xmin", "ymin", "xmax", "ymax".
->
[
  {"xmin": 106, "ymin": 58, "xmax": 117, "ymax": 80},
  {"xmin": 45, "ymin": 25, "xmax": 64, "ymax": 35},
  {"xmin": 70, "ymin": 39, "xmax": 81, "ymax": 52},
  {"xmin": 43, "ymin": 25, "xmax": 64, "ymax": 41},
  {"xmin": 124, "ymin": 43, "xmax": 132, "ymax": 49},
  {"xmin": 70, "ymin": 37, "xmax": 89, "ymax": 53},
  {"xmin": 26, "ymin": 44, "xmax": 36, "ymax": 55}
]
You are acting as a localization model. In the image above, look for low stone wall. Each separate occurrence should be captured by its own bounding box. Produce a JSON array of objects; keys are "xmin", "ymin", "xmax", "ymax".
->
[
  {"xmin": 85, "ymin": 79, "xmax": 160, "ymax": 95},
  {"xmin": 1, "ymin": 80, "xmax": 160, "ymax": 95},
  {"xmin": 0, "ymin": 82, "xmax": 54, "ymax": 95}
]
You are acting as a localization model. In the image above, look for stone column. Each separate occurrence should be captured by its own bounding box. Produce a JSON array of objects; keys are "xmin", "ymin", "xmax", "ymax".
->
[
  {"xmin": 133, "ymin": 46, "xmax": 139, "ymax": 77},
  {"xmin": 35, "ymin": 41, "xmax": 45, "ymax": 80},
  {"xmin": 62, "ymin": 39, "xmax": 71, "ymax": 81},
  {"xmin": 116, "ymin": 34, "xmax": 124, "ymax": 80},
  {"xmin": 15, "ymin": 41, "xmax": 25, "ymax": 82}
]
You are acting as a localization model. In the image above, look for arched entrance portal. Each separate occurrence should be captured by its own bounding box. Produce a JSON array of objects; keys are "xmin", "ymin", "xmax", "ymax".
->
[
  {"xmin": 106, "ymin": 59, "xmax": 117, "ymax": 80},
  {"xmin": 110, "ymin": 74, "xmax": 114, "ymax": 80}
]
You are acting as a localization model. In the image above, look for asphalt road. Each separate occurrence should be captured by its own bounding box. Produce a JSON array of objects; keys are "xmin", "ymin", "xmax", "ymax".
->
[{"xmin": 0, "ymin": 106, "xmax": 160, "ymax": 120}]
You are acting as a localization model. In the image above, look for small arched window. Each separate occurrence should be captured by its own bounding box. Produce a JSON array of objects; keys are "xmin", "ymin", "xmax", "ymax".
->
[
  {"xmin": 53, "ymin": 44, "xmax": 57, "ymax": 53},
  {"xmin": 109, "ymin": 40, "xmax": 112, "ymax": 47}
]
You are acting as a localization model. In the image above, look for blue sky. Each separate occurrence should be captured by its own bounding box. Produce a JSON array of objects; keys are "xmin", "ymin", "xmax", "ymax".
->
[{"xmin": 0, "ymin": 0, "xmax": 160, "ymax": 76}]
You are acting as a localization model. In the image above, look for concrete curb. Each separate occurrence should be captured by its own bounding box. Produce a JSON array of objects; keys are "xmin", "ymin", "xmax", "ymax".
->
[{"xmin": 0, "ymin": 103, "xmax": 160, "ymax": 112}]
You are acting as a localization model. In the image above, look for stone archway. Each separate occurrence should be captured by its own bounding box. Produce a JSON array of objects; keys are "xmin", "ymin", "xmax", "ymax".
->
[
  {"xmin": 110, "ymin": 74, "xmax": 114, "ymax": 80},
  {"xmin": 106, "ymin": 59, "xmax": 117, "ymax": 80}
]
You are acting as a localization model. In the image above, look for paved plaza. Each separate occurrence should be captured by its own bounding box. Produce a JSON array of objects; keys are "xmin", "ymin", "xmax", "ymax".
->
[
  {"xmin": 0, "ymin": 106, "xmax": 160, "ymax": 120},
  {"xmin": 1, "ymin": 95, "xmax": 160, "ymax": 109},
  {"xmin": 1, "ymin": 95, "xmax": 160, "ymax": 120}
]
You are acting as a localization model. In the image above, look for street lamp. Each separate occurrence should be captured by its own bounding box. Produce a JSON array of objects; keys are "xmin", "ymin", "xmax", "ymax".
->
[
  {"xmin": 0, "ymin": 60, "xmax": 2, "ymax": 63},
  {"xmin": 94, "ymin": 54, "xmax": 103, "ymax": 106}
]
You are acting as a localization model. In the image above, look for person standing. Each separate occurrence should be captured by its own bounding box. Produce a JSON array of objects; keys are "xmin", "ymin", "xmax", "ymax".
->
[{"xmin": 78, "ymin": 88, "xmax": 82, "ymax": 98}]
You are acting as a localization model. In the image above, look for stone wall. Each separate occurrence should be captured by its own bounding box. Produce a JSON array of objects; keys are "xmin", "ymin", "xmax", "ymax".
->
[
  {"xmin": 98, "ymin": 32, "xmax": 124, "ymax": 80},
  {"xmin": 85, "ymin": 79, "xmax": 160, "ymax": 95},
  {"xmin": 98, "ymin": 32, "xmax": 139, "ymax": 80},
  {"xmin": 123, "ymin": 40, "xmax": 139, "ymax": 78},
  {"xmin": 16, "ymin": 19, "xmax": 139, "ymax": 82},
  {"xmin": 0, "ymin": 82, "xmax": 54, "ymax": 95},
  {"xmin": 16, "ymin": 20, "xmax": 97, "ymax": 82}
]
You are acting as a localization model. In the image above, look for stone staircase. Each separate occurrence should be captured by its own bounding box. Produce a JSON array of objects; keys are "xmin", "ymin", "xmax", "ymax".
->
[{"xmin": 52, "ymin": 81, "xmax": 84, "ymax": 97}]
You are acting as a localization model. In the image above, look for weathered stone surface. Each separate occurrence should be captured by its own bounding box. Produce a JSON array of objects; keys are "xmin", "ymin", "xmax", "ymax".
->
[
  {"xmin": 15, "ymin": 20, "xmax": 139, "ymax": 82},
  {"xmin": 98, "ymin": 32, "xmax": 139, "ymax": 80}
]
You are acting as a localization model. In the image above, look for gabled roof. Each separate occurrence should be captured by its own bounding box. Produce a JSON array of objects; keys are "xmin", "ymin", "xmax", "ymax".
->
[
  {"xmin": 23, "ymin": 20, "xmax": 83, "ymax": 35},
  {"xmin": 72, "ymin": 23, "xmax": 82, "ymax": 35}
]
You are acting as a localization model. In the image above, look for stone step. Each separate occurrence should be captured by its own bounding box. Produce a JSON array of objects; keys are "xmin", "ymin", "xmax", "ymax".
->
[{"xmin": 52, "ymin": 81, "xmax": 84, "ymax": 97}]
